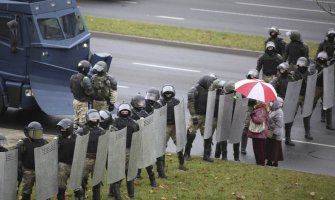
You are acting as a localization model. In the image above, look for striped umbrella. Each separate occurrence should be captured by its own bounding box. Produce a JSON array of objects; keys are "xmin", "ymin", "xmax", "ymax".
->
[{"xmin": 234, "ymin": 79, "xmax": 277, "ymax": 103}]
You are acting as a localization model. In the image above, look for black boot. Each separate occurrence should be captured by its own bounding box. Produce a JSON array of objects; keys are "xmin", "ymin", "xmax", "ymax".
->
[
  {"xmin": 113, "ymin": 181, "xmax": 122, "ymax": 200},
  {"xmin": 74, "ymin": 187, "xmax": 84, "ymax": 200},
  {"xmin": 241, "ymin": 128, "xmax": 248, "ymax": 155},
  {"xmin": 184, "ymin": 133, "xmax": 196, "ymax": 161},
  {"xmin": 108, "ymin": 184, "xmax": 114, "ymax": 197},
  {"xmin": 233, "ymin": 143, "xmax": 240, "ymax": 161},
  {"xmin": 156, "ymin": 156, "xmax": 167, "ymax": 178},
  {"xmin": 303, "ymin": 116, "xmax": 313, "ymax": 140},
  {"xmin": 326, "ymin": 108, "xmax": 335, "ymax": 130},
  {"xmin": 21, "ymin": 193, "xmax": 31, "ymax": 200},
  {"xmin": 57, "ymin": 188, "xmax": 66, "ymax": 200},
  {"xmin": 81, "ymin": 177, "xmax": 88, "ymax": 198},
  {"xmin": 146, "ymin": 165, "xmax": 157, "ymax": 187},
  {"xmin": 177, "ymin": 151, "xmax": 188, "ymax": 171},
  {"xmin": 321, "ymin": 108, "xmax": 326, "ymax": 122},
  {"xmin": 203, "ymin": 138, "xmax": 214, "ymax": 162},
  {"xmin": 214, "ymin": 142, "xmax": 222, "ymax": 158},
  {"xmin": 136, "ymin": 169, "xmax": 143, "ymax": 179},
  {"xmin": 266, "ymin": 160, "xmax": 273, "ymax": 166},
  {"xmin": 92, "ymin": 184, "xmax": 101, "ymax": 200},
  {"xmin": 126, "ymin": 181, "xmax": 135, "ymax": 198},
  {"xmin": 285, "ymin": 123, "xmax": 295, "ymax": 146},
  {"xmin": 221, "ymin": 141, "xmax": 227, "ymax": 160}
]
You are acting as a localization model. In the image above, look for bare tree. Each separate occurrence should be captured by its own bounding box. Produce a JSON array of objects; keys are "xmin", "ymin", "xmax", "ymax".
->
[{"xmin": 315, "ymin": 0, "xmax": 335, "ymax": 16}]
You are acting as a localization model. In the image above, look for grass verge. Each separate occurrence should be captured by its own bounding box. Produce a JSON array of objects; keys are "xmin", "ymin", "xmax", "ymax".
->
[
  {"xmin": 83, "ymin": 16, "xmax": 319, "ymax": 57},
  {"xmin": 24, "ymin": 154, "xmax": 335, "ymax": 200}
]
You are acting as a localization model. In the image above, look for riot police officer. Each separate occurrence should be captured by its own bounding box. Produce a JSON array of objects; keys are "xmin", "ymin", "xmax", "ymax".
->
[
  {"xmin": 79, "ymin": 109, "xmax": 105, "ymax": 200},
  {"xmin": 0, "ymin": 135, "xmax": 8, "ymax": 152},
  {"xmin": 17, "ymin": 121, "xmax": 48, "ymax": 200},
  {"xmin": 99, "ymin": 110, "xmax": 113, "ymax": 130},
  {"xmin": 185, "ymin": 74, "xmax": 216, "ymax": 162},
  {"xmin": 130, "ymin": 94, "xmax": 158, "ymax": 187},
  {"xmin": 145, "ymin": 87, "xmax": 162, "ymax": 114},
  {"xmin": 56, "ymin": 118, "xmax": 84, "ymax": 200},
  {"xmin": 110, "ymin": 103, "xmax": 139, "ymax": 199},
  {"xmin": 257, "ymin": 41, "xmax": 283, "ymax": 82},
  {"xmin": 159, "ymin": 84, "xmax": 188, "ymax": 171},
  {"xmin": 265, "ymin": 26, "xmax": 286, "ymax": 56},
  {"xmin": 283, "ymin": 30, "xmax": 309, "ymax": 67},
  {"xmin": 316, "ymin": 28, "xmax": 335, "ymax": 60},
  {"xmin": 70, "ymin": 60, "xmax": 94, "ymax": 129},
  {"xmin": 271, "ymin": 63, "xmax": 296, "ymax": 146}
]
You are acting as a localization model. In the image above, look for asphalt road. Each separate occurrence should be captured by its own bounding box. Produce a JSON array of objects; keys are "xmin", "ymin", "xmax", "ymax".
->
[
  {"xmin": 1, "ymin": 37, "xmax": 334, "ymax": 176},
  {"xmin": 78, "ymin": 0, "xmax": 334, "ymax": 43}
]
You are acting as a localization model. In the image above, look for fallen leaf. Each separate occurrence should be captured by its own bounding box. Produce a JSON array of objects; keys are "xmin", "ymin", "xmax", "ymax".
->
[
  {"xmin": 236, "ymin": 195, "xmax": 246, "ymax": 200},
  {"xmin": 149, "ymin": 189, "xmax": 154, "ymax": 194},
  {"xmin": 160, "ymin": 197, "xmax": 167, "ymax": 200},
  {"xmin": 172, "ymin": 197, "xmax": 177, "ymax": 200}
]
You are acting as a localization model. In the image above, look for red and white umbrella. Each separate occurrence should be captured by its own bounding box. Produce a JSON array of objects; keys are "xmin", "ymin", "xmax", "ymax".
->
[{"xmin": 234, "ymin": 79, "xmax": 277, "ymax": 103}]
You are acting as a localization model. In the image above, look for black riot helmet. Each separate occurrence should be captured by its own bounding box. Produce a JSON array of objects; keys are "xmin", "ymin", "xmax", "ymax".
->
[
  {"xmin": 246, "ymin": 69, "xmax": 259, "ymax": 79},
  {"xmin": 77, "ymin": 60, "xmax": 91, "ymax": 75},
  {"xmin": 161, "ymin": 84, "xmax": 176, "ymax": 100},
  {"xmin": 145, "ymin": 88, "xmax": 160, "ymax": 102},
  {"xmin": 269, "ymin": 26, "xmax": 280, "ymax": 37},
  {"xmin": 316, "ymin": 51, "xmax": 328, "ymax": 66},
  {"xmin": 198, "ymin": 74, "xmax": 216, "ymax": 90},
  {"xmin": 327, "ymin": 28, "xmax": 335, "ymax": 42},
  {"xmin": 118, "ymin": 103, "xmax": 132, "ymax": 118},
  {"xmin": 290, "ymin": 30, "xmax": 301, "ymax": 42},
  {"xmin": 24, "ymin": 121, "xmax": 43, "ymax": 139},
  {"xmin": 131, "ymin": 94, "xmax": 146, "ymax": 111},
  {"xmin": 99, "ymin": 110, "xmax": 112, "ymax": 130},
  {"xmin": 57, "ymin": 118, "xmax": 73, "ymax": 138},
  {"xmin": 86, "ymin": 109, "xmax": 100, "ymax": 127}
]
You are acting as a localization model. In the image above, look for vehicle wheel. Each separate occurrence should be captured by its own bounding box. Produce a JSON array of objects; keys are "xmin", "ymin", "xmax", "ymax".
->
[{"xmin": 0, "ymin": 95, "xmax": 7, "ymax": 116}]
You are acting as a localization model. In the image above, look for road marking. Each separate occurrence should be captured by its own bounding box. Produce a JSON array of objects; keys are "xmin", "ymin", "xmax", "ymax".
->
[
  {"xmin": 120, "ymin": 0, "xmax": 137, "ymax": 4},
  {"xmin": 190, "ymin": 8, "xmax": 335, "ymax": 25},
  {"xmin": 132, "ymin": 62, "xmax": 201, "ymax": 73},
  {"xmin": 118, "ymin": 85, "xmax": 129, "ymax": 89},
  {"xmin": 155, "ymin": 16, "xmax": 185, "ymax": 20},
  {"xmin": 264, "ymin": 27, "xmax": 296, "ymax": 32},
  {"xmin": 291, "ymin": 139, "xmax": 335, "ymax": 148},
  {"xmin": 235, "ymin": 2, "xmax": 324, "ymax": 13},
  {"xmin": 304, "ymin": 0, "xmax": 335, "ymax": 4}
]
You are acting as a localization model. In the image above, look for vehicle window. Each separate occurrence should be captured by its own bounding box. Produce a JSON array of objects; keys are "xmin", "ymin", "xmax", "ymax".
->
[
  {"xmin": 37, "ymin": 18, "xmax": 64, "ymax": 40},
  {"xmin": 60, "ymin": 12, "xmax": 85, "ymax": 39},
  {"xmin": 0, "ymin": 17, "xmax": 11, "ymax": 41}
]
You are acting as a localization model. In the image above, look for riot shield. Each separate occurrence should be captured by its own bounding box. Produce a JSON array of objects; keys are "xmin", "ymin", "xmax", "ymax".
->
[
  {"xmin": 107, "ymin": 128, "xmax": 127, "ymax": 184},
  {"xmin": 323, "ymin": 65, "xmax": 335, "ymax": 110},
  {"xmin": 154, "ymin": 105, "xmax": 167, "ymax": 158},
  {"xmin": 34, "ymin": 140, "xmax": 58, "ymax": 200},
  {"xmin": 138, "ymin": 115, "xmax": 156, "ymax": 169},
  {"xmin": 127, "ymin": 131, "xmax": 142, "ymax": 181},
  {"xmin": 229, "ymin": 97, "xmax": 248, "ymax": 144},
  {"xmin": 216, "ymin": 94, "xmax": 225, "ymax": 142},
  {"xmin": 302, "ymin": 73, "xmax": 317, "ymax": 117},
  {"xmin": 204, "ymin": 90, "xmax": 217, "ymax": 139},
  {"xmin": 219, "ymin": 93, "xmax": 234, "ymax": 141},
  {"xmin": 174, "ymin": 99, "xmax": 187, "ymax": 152},
  {"xmin": 92, "ymin": 132, "xmax": 110, "ymax": 186},
  {"xmin": 0, "ymin": 150, "xmax": 18, "ymax": 200},
  {"xmin": 282, "ymin": 80, "xmax": 302, "ymax": 123},
  {"xmin": 69, "ymin": 133, "xmax": 89, "ymax": 190}
]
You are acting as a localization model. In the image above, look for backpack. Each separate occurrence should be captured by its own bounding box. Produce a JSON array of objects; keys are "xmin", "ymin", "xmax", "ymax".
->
[{"xmin": 91, "ymin": 74, "xmax": 110, "ymax": 100}]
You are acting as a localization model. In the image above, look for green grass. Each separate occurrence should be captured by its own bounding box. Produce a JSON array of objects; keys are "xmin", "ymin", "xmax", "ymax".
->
[
  {"xmin": 22, "ymin": 154, "xmax": 335, "ymax": 200},
  {"xmin": 83, "ymin": 16, "xmax": 319, "ymax": 57}
]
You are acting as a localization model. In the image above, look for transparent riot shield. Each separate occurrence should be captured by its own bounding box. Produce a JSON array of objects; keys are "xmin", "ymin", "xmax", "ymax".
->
[
  {"xmin": 283, "ymin": 80, "xmax": 302, "ymax": 123},
  {"xmin": 229, "ymin": 97, "xmax": 248, "ymax": 144},
  {"xmin": 0, "ymin": 149, "xmax": 18, "ymax": 200},
  {"xmin": 302, "ymin": 73, "xmax": 317, "ymax": 117},
  {"xmin": 154, "ymin": 105, "xmax": 167, "ymax": 158},
  {"xmin": 92, "ymin": 132, "xmax": 110, "ymax": 186},
  {"xmin": 69, "ymin": 133, "xmax": 89, "ymax": 190},
  {"xmin": 174, "ymin": 99, "xmax": 187, "ymax": 152},
  {"xmin": 127, "ymin": 131, "xmax": 142, "ymax": 181},
  {"xmin": 204, "ymin": 90, "xmax": 217, "ymax": 139},
  {"xmin": 220, "ymin": 93, "xmax": 234, "ymax": 141},
  {"xmin": 107, "ymin": 128, "xmax": 127, "ymax": 184},
  {"xmin": 138, "ymin": 115, "xmax": 156, "ymax": 169},
  {"xmin": 323, "ymin": 65, "xmax": 335, "ymax": 110},
  {"xmin": 216, "ymin": 94, "xmax": 225, "ymax": 142},
  {"xmin": 34, "ymin": 140, "xmax": 58, "ymax": 200}
]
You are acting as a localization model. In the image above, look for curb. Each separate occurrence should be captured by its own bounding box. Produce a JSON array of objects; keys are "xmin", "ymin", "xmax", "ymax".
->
[{"xmin": 91, "ymin": 31, "xmax": 262, "ymax": 57}]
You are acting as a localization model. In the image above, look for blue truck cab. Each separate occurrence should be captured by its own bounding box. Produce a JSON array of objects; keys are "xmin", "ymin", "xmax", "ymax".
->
[{"xmin": 0, "ymin": 0, "xmax": 109, "ymax": 115}]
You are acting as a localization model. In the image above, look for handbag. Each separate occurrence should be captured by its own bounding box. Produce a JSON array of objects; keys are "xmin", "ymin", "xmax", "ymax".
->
[{"xmin": 248, "ymin": 120, "xmax": 265, "ymax": 133}]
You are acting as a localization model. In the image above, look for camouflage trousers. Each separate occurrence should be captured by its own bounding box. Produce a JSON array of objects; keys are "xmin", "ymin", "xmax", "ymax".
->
[
  {"xmin": 83, "ymin": 157, "xmax": 96, "ymax": 178},
  {"xmin": 73, "ymin": 99, "xmax": 89, "ymax": 129},
  {"xmin": 58, "ymin": 162, "xmax": 71, "ymax": 190},
  {"xmin": 125, "ymin": 148, "xmax": 130, "ymax": 170},
  {"xmin": 93, "ymin": 100, "xmax": 108, "ymax": 111},
  {"xmin": 166, "ymin": 124, "xmax": 177, "ymax": 145},
  {"xmin": 21, "ymin": 168, "xmax": 35, "ymax": 195},
  {"xmin": 187, "ymin": 115, "xmax": 206, "ymax": 136},
  {"xmin": 262, "ymin": 74, "xmax": 276, "ymax": 83}
]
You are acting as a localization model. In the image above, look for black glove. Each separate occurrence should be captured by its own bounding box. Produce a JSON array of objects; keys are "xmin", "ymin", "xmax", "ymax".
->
[
  {"xmin": 108, "ymin": 104, "xmax": 114, "ymax": 112},
  {"xmin": 192, "ymin": 116, "xmax": 199, "ymax": 125}
]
